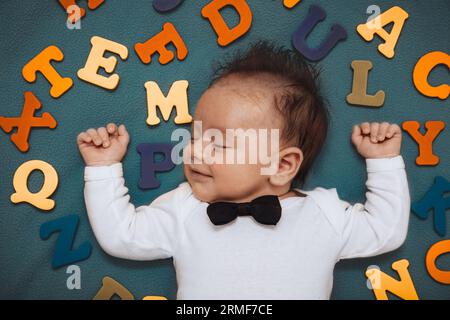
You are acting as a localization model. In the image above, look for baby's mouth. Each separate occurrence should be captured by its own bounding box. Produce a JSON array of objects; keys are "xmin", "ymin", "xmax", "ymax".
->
[{"xmin": 190, "ymin": 167, "xmax": 213, "ymax": 179}]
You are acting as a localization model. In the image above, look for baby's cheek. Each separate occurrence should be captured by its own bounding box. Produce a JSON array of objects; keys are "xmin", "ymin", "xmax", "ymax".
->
[{"xmin": 214, "ymin": 163, "xmax": 263, "ymax": 189}]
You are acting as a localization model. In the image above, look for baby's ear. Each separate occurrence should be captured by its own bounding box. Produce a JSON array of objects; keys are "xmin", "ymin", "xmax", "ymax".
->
[{"xmin": 269, "ymin": 147, "xmax": 303, "ymax": 187}]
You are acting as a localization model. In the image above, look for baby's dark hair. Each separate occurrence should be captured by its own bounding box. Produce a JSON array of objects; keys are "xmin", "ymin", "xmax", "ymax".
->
[{"xmin": 208, "ymin": 40, "xmax": 329, "ymax": 187}]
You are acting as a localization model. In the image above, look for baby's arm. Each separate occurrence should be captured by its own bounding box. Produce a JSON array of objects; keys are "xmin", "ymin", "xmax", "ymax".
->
[
  {"xmin": 336, "ymin": 155, "xmax": 410, "ymax": 259},
  {"xmin": 78, "ymin": 124, "xmax": 185, "ymax": 261},
  {"xmin": 337, "ymin": 122, "xmax": 410, "ymax": 258},
  {"xmin": 84, "ymin": 164, "xmax": 187, "ymax": 261}
]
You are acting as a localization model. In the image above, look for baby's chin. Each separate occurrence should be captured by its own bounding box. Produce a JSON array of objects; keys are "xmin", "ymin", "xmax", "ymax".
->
[
  {"xmin": 187, "ymin": 179, "xmax": 216, "ymax": 203},
  {"xmin": 184, "ymin": 167, "xmax": 216, "ymax": 202}
]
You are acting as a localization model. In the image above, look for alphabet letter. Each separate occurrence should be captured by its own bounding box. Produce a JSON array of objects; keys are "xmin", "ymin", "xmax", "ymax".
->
[
  {"xmin": 413, "ymin": 51, "xmax": 449, "ymax": 100},
  {"xmin": 0, "ymin": 92, "xmax": 57, "ymax": 152},
  {"xmin": 137, "ymin": 143, "xmax": 175, "ymax": 189},
  {"xmin": 283, "ymin": 0, "xmax": 301, "ymax": 9},
  {"xmin": 346, "ymin": 60, "xmax": 385, "ymax": 107},
  {"xmin": 40, "ymin": 215, "xmax": 92, "ymax": 269},
  {"xmin": 365, "ymin": 259, "xmax": 419, "ymax": 300},
  {"xmin": 426, "ymin": 240, "xmax": 450, "ymax": 284},
  {"xmin": 201, "ymin": 0, "xmax": 252, "ymax": 46},
  {"xmin": 135, "ymin": 22, "xmax": 188, "ymax": 65},
  {"xmin": 145, "ymin": 80, "xmax": 192, "ymax": 126},
  {"xmin": 11, "ymin": 160, "xmax": 58, "ymax": 211},
  {"xmin": 58, "ymin": 0, "xmax": 105, "ymax": 22},
  {"xmin": 402, "ymin": 121, "xmax": 445, "ymax": 166},
  {"xmin": 93, "ymin": 276, "xmax": 134, "ymax": 300},
  {"xmin": 22, "ymin": 46, "xmax": 73, "ymax": 98},
  {"xmin": 66, "ymin": 265, "xmax": 81, "ymax": 290},
  {"xmin": 292, "ymin": 5, "xmax": 347, "ymax": 61},
  {"xmin": 356, "ymin": 6, "xmax": 408, "ymax": 59},
  {"xmin": 412, "ymin": 176, "xmax": 450, "ymax": 237},
  {"xmin": 78, "ymin": 36, "xmax": 128, "ymax": 90},
  {"xmin": 153, "ymin": 0, "xmax": 184, "ymax": 13}
]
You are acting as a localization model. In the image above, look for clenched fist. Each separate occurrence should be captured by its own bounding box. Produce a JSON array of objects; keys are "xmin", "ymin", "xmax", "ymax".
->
[
  {"xmin": 77, "ymin": 123, "xmax": 130, "ymax": 166},
  {"xmin": 351, "ymin": 122, "xmax": 402, "ymax": 159}
]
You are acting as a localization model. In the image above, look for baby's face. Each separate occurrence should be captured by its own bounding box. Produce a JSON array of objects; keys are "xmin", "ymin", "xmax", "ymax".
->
[{"xmin": 183, "ymin": 75, "xmax": 284, "ymax": 203}]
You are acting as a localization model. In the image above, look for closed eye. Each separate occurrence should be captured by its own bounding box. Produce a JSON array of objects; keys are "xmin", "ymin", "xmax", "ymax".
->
[{"xmin": 214, "ymin": 142, "xmax": 230, "ymax": 149}]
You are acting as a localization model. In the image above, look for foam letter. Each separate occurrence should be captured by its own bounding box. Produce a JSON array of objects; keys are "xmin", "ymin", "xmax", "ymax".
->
[
  {"xmin": 356, "ymin": 6, "xmax": 408, "ymax": 59},
  {"xmin": 66, "ymin": 5, "xmax": 82, "ymax": 29},
  {"xmin": 153, "ymin": 0, "xmax": 184, "ymax": 12},
  {"xmin": 426, "ymin": 240, "xmax": 450, "ymax": 284},
  {"xmin": 93, "ymin": 276, "xmax": 134, "ymax": 300},
  {"xmin": 413, "ymin": 51, "xmax": 449, "ymax": 100},
  {"xmin": 145, "ymin": 80, "xmax": 192, "ymax": 126},
  {"xmin": 137, "ymin": 143, "xmax": 175, "ymax": 189},
  {"xmin": 10, "ymin": 160, "xmax": 58, "ymax": 211},
  {"xmin": 283, "ymin": 0, "xmax": 301, "ymax": 9},
  {"xmin": 77, "ymin": 36, "xmax": 128, "ymax": 90},
  {"xmin": 365, "ymin": 259, "xmax": 419, "ymax": 300},
  {"xmin": 58, "ymin": 0, "xmax": 105, "ymax": 22},
  {"xmin": 346, "ymin": 60, "xmax": 385, "ymax": 107},
  {"xmin": 22, "ymin": 46, "xmax": 73, "ymax": 98},
  {"xmin": 201, "ymin": 0, "xmax": 252, "ymax": 47},
  {"xmin": 143, "ymin": 296, "xmax": 168, "ymax": 300},
  {"xmin": 135, "ymin": 22, "xmax": 188, "ymax": 64},
  {"xmin": 0, "ymin": 92, "xmax": 57, "ymax": 152},
  {"xmin": 40, "ymin": 215, "xmax": 92, "ymax": 269},
  {"xmin": 402, "ymin": 121, "xmax": 445, "ymax": 166},
  {"xmin": 412, "ymin": 176, "xmax": 450, "ymax": 237},
  {"xmin": 292, "ymin": 5, "xmax": 347, "ymax": 61}
]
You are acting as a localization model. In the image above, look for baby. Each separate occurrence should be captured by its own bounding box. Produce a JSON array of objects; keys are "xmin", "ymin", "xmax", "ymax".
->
[{"xmin": 77, "ymin": 41, "xmax": 410, "ymax": 299}]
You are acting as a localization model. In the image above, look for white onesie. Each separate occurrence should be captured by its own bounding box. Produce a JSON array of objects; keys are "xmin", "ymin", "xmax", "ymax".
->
[{"xmin": 84, "ymin": 155, "xmax": 410, "ymax": 299}]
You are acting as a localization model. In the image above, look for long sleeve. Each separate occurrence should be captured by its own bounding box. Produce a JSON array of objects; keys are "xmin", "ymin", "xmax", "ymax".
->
[
  {"xmin": 84, "ymin": 163, "xmax": 191, "ymax": 261},
  {"xmin": 338, "ymin": 155, "xmax": 410, "ymax": 259},
  {"xmin": 305, "ymin": 155, "xmax": 410, "ymax": 260}
]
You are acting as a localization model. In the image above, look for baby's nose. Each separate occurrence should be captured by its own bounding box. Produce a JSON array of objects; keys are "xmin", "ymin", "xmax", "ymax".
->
[
  {"xmin": 192, "ymin": 141, "xmax": 204, "ymax": 163},
  {"xmin": 183, "ymin": 140, "xmax": 205, "ymax": 164}
]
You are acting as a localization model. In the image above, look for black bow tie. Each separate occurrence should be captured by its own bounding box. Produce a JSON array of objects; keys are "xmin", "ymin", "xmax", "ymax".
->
[{"xmin": 206, "ymin": 195, "xmax": 282, "ymax": 226}]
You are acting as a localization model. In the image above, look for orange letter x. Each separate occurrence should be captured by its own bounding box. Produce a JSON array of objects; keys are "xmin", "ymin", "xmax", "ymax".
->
[{"xmin": 0, "ymin": 92, "xmax": 57, "ymax": 152}]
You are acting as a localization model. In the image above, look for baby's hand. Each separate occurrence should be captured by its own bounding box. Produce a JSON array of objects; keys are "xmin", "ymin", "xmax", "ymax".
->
[
  {"xmin": 351, "ymin": 122, "xmax": 402, "ymax": 159},
  {"xmin": 77, "ymin": 123, "xmax": 130, "ymax": 166}
]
